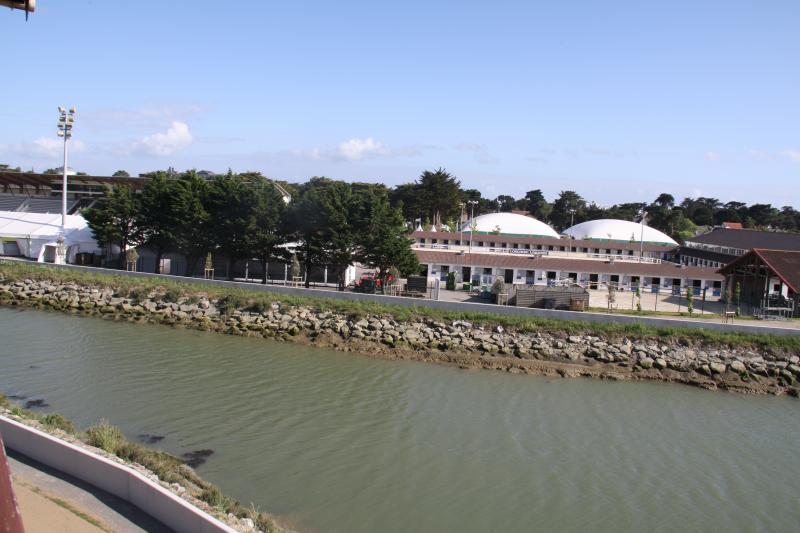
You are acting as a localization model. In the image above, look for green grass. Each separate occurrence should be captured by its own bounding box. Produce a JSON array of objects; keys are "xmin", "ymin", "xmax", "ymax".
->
[{"xmin": 1, "ymin": 259, "xmax": 798, "ymax": 351}]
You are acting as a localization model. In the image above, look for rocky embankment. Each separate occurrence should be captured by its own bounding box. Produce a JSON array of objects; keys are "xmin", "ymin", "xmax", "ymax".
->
[{"xmin": 1, "ymin": 277, "xmax": 799, "ymax": 396}]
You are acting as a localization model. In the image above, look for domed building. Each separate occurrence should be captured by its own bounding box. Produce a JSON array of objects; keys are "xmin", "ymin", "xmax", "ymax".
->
[
  {"xmin": 460, "ymin": 212, "xmax": 559, "ymax": 239},
  {"xmin": 563, "ymin": 219, "xmax": 677, "ymax": 246}
]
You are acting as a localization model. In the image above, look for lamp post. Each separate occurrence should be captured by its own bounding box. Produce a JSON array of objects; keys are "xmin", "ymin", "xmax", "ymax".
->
[
  {"xmin": 639, "ymin": 210, "xmax": 646, "ymax": 263},
  {"xmin": 467, "ymin": 200, "xmax": 478, "ymax": 253},
  {"xmin": 459, "ymin": 202, "xmax": 465, "ymax": 248},
  {"xmin": 569, "ymin": 208, "xmax": 576, "ymax": 253},
  {"xmin": 57, "ymin": 106, "xmax": 76, "ymax": 233}
]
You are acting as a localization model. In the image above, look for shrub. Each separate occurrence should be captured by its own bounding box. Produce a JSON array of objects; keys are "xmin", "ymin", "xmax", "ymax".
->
[
  {"xmin": 161, "ymin": 287, "xmax": 182, "ymax": 303},
  {"xmin": 491, "ymin": 278, "xmax": 505, "ymax": 295},
  {"xmin": 686, "ymin": 287, "xmax": 694, "ymax": 316},
  {"xmin": 85, "ymin": 420, "xmax": 125, "ymax": 453},
  {"xmin": 127, "ymin": 287, "xmax": 150, "ymax": 303},
  {"xmin": 217, "ymin": 294, "xmax": 246, "ymax": 316},
  {"xmin": 41, "ymin": 413, "xmax": 76, "ymax": 433},
  {"xmin": 200, "ymin": 485, "xmax": 226, "ymax": 511},
  {"xmin": 445, "ymin": 271, "xmax": 456, "ymax": 291}
]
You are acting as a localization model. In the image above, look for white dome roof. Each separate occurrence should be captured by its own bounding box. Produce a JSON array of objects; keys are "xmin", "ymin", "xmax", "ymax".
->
[
  {"xmin": 564, "ymin": 219, "xmax": 677, "ymax": 246},
  {"xmin": 461, "ymin": 212, "xmax": 559, "ymax": 238}
]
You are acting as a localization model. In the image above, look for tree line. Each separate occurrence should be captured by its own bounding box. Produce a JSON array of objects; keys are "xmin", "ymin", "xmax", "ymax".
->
[
  {"xmin": 389, "ymin": 169, "xmax": 800, "ymax": 239},
  {"xmin": 82, "ymin": 171, "xmax": 419, "ymax": 291}
]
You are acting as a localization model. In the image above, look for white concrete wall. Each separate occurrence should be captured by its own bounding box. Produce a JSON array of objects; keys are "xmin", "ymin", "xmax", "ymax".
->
[{"xmin": 0, "ymin": 416, "xmax": 236, "ymax": 533}]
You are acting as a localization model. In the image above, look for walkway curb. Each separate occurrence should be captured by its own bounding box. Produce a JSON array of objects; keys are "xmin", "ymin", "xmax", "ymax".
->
[{"xmin": 0, "ymin": 416, "xmax": 236, "ymax": 533}]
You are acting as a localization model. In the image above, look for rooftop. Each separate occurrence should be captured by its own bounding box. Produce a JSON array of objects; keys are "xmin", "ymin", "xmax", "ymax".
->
[
  {"xmin": 719, "ymin": 249, "xmax": 800, "ymax": 292},
  {"xmin": 415, "ymin": 249, "xmax": 722, "ymax": 279},
  {"xmin": 687, "ymin": 227, "xmax": 800, "ymax": 252}
]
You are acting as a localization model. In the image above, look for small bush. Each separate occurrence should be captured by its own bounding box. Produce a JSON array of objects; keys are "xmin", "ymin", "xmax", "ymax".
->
[
  {"xmin": 0, "ymin": 394, "xmax": 8, "ymax": 408},
  {"xmin": 127, "ymin": 287, "xmax": 150, "ymax": 303},
  {"xmin": 200, "ymin": 485, "xmax": 226, "ymax": 511},
  {"xmin": 491, "ymin": 278, "xmax": 505, "ymax": 295},
  {"xmin": 217, "ymin": 294, "xmax": 246, "ymax": 316},
  {"xmin": 187, "ymin": 294, "xmax": 201, "ymax": 305},
  {"xmin": 85, "ymin": 420, "xmax": 125, "ymax": 453},
  {"xmin": 162, "ymin": 287, "xmax": 183, "ymax": 303},
  {"xmin": 41, "ymin": 413, "xmax": 76, "ymax": 433},
  {"xmin": 247, "ymin": 300, "xmax": 268, "ymax": 314}
]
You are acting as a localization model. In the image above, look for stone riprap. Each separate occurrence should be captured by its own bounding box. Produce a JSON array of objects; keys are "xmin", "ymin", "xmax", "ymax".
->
[{"xmin": 1, "ymin": 277, "xmax": 798, "ymax": 396}]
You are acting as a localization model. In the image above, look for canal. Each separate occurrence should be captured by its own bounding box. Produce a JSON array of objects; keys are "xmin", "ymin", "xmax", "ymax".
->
[{"xmin": 1, "ymin": 307, "xmax": 798, "ymax": 532}]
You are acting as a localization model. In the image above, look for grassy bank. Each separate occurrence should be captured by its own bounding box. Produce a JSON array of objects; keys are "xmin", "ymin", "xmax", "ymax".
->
[
  {"xmin": 1, "ymin": 260, "xmax": 798, "ymax": 351},
  {"xmin": 0, "ymin": 393, "xmax": 280, "ymax": 532}
]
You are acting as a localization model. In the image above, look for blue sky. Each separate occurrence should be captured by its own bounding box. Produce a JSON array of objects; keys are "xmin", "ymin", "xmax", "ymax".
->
[{"xmin": 1, "ymin": 0, "xmax": 798, "ymax": 207}]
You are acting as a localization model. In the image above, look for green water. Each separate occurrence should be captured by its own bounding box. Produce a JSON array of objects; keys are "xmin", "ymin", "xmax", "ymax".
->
[{"xmin": 1, "ymin": 307, "xmax": 798, "ymax": 532}]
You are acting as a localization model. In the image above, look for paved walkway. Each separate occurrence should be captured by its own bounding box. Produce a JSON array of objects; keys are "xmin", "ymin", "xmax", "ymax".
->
[{"xmin": 8, "ymin": 450, "xmax": 172, "ymax": 533}]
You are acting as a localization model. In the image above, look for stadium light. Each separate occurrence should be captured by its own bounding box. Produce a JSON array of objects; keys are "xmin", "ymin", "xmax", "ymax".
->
[{"xmin": 57, "ymin": 106, "xmax": 76, "ymax": 255}]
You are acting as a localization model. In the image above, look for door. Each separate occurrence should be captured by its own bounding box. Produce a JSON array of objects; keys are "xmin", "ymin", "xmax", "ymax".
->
[
  {"xmin": 462, "ymin": 267, "xmax": 471, "ymax": 284},
  {"xmin": 504, "ymin": 269, "xmax": 514, "ymax": 284},
  {"xmin": 589, "ymin": 273, "xmax": 599, "ymax": 290}
]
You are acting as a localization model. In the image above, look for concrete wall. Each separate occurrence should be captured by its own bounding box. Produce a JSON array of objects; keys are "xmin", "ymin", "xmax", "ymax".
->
[
  {"xmin": 0, "ymin": 416, "xmax": 236, "ymax": 533},
  {"xmin": 13, "ymin": 260, "xmax": 800, "ymax": 336}
]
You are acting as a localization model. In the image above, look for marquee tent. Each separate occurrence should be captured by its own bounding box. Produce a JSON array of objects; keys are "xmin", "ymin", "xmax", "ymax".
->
[{"xmin": 0, "ymin": 210, "xmax": 100, "ymax": 262}]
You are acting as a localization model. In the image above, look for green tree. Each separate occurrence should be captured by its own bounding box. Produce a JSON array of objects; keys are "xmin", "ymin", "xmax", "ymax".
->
[
  {"xmin": 137, "ymin": 173, "xmax": 192, "ymax": 274},
  {"xmin": 112, "ymin": 170, "xmax": 130, "ymax": 177},
  {"xmin": 550, "ymin": 190, "xmax": 587, "ymax": 231},
  {"xmin": 357, "ymin": 195, "xmax": 419, "ymax": 293},
  {"xmin": 523, "ymin": 189, "xmax": 551, "ymax": 221},
  {"xmin": 247, "ymin": 176, "xmax": 289, "ymax": 284},
  {"xmin": 173, "ymin": 171, "xmax": 214, "ymax": 277},
  {"xmin": 206, "ymin": 172, "xmax": 255, "ymax": 279},
  {"xmin": 415, "ymin": 168, "xmax": 462, "ymax": 227},
  {"xmin": 82, "ymin": 185, "xmax": 142, "ymax": 268}
]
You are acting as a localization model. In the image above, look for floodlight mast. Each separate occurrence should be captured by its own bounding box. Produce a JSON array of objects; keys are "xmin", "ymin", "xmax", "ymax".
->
[{"xmin": 57, "ymin": 106, "xmax": 76, "ymax": 235}]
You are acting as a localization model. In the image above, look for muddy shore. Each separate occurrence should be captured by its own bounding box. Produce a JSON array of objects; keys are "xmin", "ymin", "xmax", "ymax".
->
[{"xmin": 1, "ymin": 277, "xmax": 798, "ymax": 397}]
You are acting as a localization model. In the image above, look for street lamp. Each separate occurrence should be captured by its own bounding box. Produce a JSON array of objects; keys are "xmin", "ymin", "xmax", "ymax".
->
[
  {"xmin": 569, "ymin": 208, "xmax": 576, "ymax": 253},
  {"xmin": 459, "ymin": 202, "xmax": 465, "ymax": 248},
  {"xmin": 467, "ymin": 200, "xmax": 478, "ymax": 253},
  {"xmin": 638, "ymin": 209, "xmax": 646, "ymax": 263},
  {"xmin": 57, "ymin": 106, "xmax": 76, "ymax": 233}
]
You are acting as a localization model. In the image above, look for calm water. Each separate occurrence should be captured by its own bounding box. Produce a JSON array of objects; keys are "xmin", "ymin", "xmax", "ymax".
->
[{"xmin": 1, "ymin": 307, "xmax": 799, "ymax": 532}]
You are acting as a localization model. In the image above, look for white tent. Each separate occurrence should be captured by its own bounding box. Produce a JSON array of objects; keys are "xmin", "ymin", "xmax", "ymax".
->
[{"xmin": 0, "ymin": 210, "xmax": 101, "ymax": 263}]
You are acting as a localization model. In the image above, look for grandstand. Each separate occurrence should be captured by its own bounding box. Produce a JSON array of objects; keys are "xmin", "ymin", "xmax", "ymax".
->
[
  {"xmin": 0, "ymin": 194, "xmax": 83, "ymax": 214},
  {"xmin": 0, "ymin": 195, "xmax": 26, "ymax": 211}
]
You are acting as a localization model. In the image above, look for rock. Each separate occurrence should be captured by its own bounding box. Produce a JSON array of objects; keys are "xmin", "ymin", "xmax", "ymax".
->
[
  {"xmin": 730, "ymin": 361, "xmax": 747, "ymax": 374},
  {"xmin": 638, "ymin": 357, "xmax": 654, "ymax": 369},
  {"xmin": 240, "ymin": 517, "xmax": 255, "ymax": 530},
  {"xmin": 654, "ymin": 358, "xmax": 667, "ymax": 370},
  {"xmin": 709, "ymin": 362, "xmax": 727, "ymax": 375},
  {"xmin": 567, "ymin": 335, "xmax": 582, "ymax": 344}
]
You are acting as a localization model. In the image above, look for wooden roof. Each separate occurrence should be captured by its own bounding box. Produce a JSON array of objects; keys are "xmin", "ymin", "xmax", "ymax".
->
[
  {"xmin": 718, "ymin": 249, "xmax": 800, "ymax": 292},
  {"xmin": 415, "ymin": 250, "xmax": 723, "ymax": 279}
]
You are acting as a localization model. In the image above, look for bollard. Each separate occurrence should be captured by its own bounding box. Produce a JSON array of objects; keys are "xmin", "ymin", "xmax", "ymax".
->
[{"xmin": 0, "ymin": 433, "xmax": 25, "ymax": 532}]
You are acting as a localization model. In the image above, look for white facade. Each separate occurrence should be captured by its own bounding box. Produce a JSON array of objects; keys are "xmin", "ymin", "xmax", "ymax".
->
[
  {"xmin": 564, "ymin": 219, "xmax": 678, "ymax": 246},
  {"xmin": 424, "ymin": 262, "xmax": 722, "ymax": 296},
  {"xmin": 0, "ymin": 210, "xmax": 100, "ymax": 263},
  {"xmin": 460, "ymin": 212, "xmax": 559, "ymax": 238}
]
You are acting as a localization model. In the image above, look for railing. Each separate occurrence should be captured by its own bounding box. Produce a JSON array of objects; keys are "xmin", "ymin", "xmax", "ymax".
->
[{"xmin": 412, "ymin": 243, "xmax": 664, "ymax": 263}]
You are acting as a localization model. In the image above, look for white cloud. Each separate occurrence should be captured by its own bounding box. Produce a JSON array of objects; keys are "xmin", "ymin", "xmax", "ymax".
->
[
  {"xmin": 337, "ymin": 137, "xmax": 387, "ymax": 160},
  {"xmin": 135, "ymin": 121, "xmax": 193, "ymax": 156},
  {"xmin": 704, "ymin": 151, "xmax": 721, "ymax": 161},
  {"xmin": 0, "ymin": 136, "xmax": 86, "ymax": 159},
  {"xmin": 782, "ymin": 149, "xmax": 800, "ymax": 161}
]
